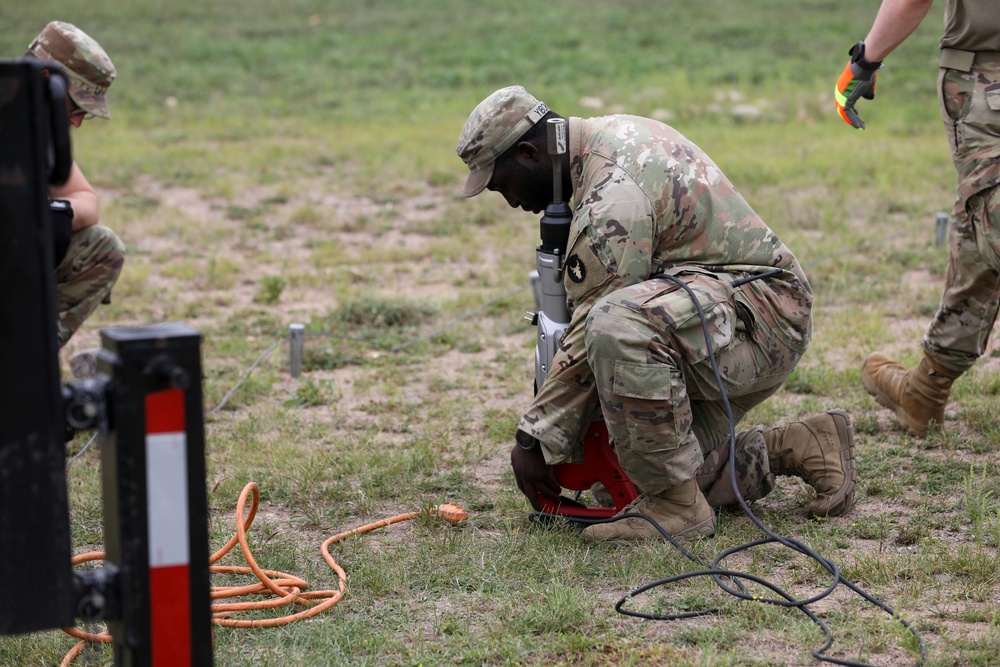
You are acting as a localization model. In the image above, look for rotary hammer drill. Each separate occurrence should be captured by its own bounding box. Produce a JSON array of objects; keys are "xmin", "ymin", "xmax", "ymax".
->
[{"xmin": 526, "ymin": 118, "xmax": 638, "ymax": 518}]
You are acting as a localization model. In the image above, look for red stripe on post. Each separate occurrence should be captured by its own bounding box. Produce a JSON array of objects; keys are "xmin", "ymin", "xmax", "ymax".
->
[
  {"xmin": 146, "ymin": 388, "xmax": 185, "ymax": 434},
  {"xmin": 149, "ymin": 564, "xmax": 192, "ymax": 666}
]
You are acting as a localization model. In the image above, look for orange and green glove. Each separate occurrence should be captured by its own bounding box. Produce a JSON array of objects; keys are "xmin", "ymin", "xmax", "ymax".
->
[{"xmin": 835, "ymin": 41, "xmax": 882, "ymax": 130}]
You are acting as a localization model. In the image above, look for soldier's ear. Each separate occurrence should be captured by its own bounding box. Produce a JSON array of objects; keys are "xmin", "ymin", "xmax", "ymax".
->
[{"xmin": 514, "ymin": 140, "xmax": 543, "ymax": 164}]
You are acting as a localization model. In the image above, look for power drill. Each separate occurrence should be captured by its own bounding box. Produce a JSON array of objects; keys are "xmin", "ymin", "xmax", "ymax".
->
[{"xmin": 526, "ymin": 118, "xmax": 638, "ymax": 518}]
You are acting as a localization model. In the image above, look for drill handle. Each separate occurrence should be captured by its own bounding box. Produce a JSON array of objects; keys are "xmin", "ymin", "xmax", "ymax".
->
[{"xmin": 547, "ymin": 117, "xmax": 567, "ymax": 204}]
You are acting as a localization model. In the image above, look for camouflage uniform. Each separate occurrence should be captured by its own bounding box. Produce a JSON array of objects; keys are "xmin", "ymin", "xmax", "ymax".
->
[
  {"xmin": 518, "ymin": 115, "xmax": 812, "ymax": 499},
  {"xmin": 28, "ymin": 22, "xmax": 123, "ymax": 348},
  {"xmin": 55, "ymin": 226, "xmax": 125, "ymax": 347},
  {"xmin": 928, "ymin": 5, "xmax": 1000, "ymax": 372}
]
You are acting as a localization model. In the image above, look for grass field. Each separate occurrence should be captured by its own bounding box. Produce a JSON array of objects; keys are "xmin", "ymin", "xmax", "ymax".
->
[{"xmin": 3, "ymin": 1, "xmax": 999, "ymax": 665}]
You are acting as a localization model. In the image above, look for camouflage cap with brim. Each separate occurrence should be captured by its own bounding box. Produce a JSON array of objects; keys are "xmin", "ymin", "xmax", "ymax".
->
[
  {"xmin": 456, "ymin": 86, "xmax": 549, "ymax": 198},
  {"xmin": 28, "ymin": 21, "xmax": 116, "ymax": 120}
]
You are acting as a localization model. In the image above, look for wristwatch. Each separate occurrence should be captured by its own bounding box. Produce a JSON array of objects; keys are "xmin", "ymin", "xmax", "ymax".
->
[{"xmin": 515, "ymin": 430, "xmax": 539, "ymax": 451}]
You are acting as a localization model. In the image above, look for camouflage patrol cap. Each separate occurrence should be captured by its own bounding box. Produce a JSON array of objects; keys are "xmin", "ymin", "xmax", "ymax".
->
[
  {"xmin": 28, "ymin": 21, "xmax": 116, "ymax": 120},
  {"xmin": 456, "ymin": 86, "xmax": 549, "ymax": 198}
]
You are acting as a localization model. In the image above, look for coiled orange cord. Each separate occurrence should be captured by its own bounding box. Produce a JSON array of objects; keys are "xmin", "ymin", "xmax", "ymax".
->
[{"xmin": 60, "ymin": 482, "xmax": 468, "ymax": 665}]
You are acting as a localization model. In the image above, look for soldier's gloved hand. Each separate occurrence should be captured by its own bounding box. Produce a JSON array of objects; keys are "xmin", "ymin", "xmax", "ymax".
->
[
  {"xmin": 510, "ymin": 430, "xmax": 560, "ymax": 511},
  {"xmin": 835, "ymin": 41, "xmax": 882, "ymax": 130}
]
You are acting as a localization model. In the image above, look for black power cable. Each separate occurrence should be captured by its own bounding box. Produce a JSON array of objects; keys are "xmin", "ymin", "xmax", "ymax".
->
[{"xmin": 533, "ymin": 271, "xmax": 926, "ymax": 667}]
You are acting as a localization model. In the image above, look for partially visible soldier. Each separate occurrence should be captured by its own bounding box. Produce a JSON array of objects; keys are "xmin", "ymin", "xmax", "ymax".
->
[
  {"xmin": 25, "ymin": 21, "xmax": 125, "ymax": 360},
  {"xmin": 834, "ymin": 0, "xmax": 1000, "ymax": 436},
  {"xmin": 456, "ymin": 86, "xmax": 858, "ymax": 542}
]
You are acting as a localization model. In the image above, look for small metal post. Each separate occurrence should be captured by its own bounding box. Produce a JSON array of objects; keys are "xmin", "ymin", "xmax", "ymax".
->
[
  {"xmin": 935, "ymin": 212, "xmax": 948, "ymax": 247},
  {"xmin": 289, "ymin": 323, "xmax": 305, "ymax": 378}
]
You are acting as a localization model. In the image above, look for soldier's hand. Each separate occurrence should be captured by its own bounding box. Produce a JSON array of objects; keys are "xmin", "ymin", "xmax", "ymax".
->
[
  {"xmin": 835, "ymin": 41, "xmax": 882, "ymax": 130},
  {"xmin": 510, "ymin": 432, "xmax": 560, "ymax": 511}
]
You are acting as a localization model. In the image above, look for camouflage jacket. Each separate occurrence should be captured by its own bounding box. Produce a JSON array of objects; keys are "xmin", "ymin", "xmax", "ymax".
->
[{"xmin": 519, "ymin": 115, "xmax": 813, "ymax": 464}]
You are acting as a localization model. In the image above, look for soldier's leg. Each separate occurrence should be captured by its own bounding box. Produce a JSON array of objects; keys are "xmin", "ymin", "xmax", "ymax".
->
[
  {"xmin": 583, "ymin": 277, "xmax": 744, "ymax": 495},
  {"xmin": 864, "ymin": 187, "xmax": 1000, "ymax": 435},
  {"xmin": 862, "ymin": 66, "xmax": 1000, "ymax": 434},
  {"xmin": 924, "ymin": 185, "xmax": 1000, "ymax": 370},
  {"xmin": 690, "ymin": 331, "xmax": 857, "ymax": 516},
  {"xmin": 689, "ymin": 325, "xmax": 795, "ymax": 509},
  {"xmin": 926, "ymin": 64, "xmax": 1000, "ymax": 369},
  {"xmin": 54, "ymin": 225, "xmax": 125, "ymax": 348},
  {"xmin": 693, "ymin": 399, "xmax": 776, "ymax": 510},
  {"xmin": 695, "ymin": 400, "xmax": 858, "ymax": 517},
  {"xmin": 655, "ymin": 275, "xmax": 855, "ymax": 517},
  {"xmin": 579, "ymin": 274, "xmax": 771, "ymax": 540}
]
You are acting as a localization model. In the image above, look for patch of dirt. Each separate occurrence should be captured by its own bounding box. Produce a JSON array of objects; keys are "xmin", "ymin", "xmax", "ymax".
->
[{"xmin": 61, "ymin": 174, "xmax": 507, "ymax": 357}]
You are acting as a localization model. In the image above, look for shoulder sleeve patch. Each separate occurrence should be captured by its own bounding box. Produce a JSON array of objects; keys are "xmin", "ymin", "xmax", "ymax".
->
[{"xmin": 565, "ymin": 254, "xmax": 587, "ymax": 283}]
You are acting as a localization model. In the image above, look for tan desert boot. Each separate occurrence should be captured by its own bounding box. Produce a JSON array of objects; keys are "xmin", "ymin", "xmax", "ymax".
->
[
  {"xmin": 581, "ymin": 479, "xmax": 716, "ymax": 542},
  {"xmin": 861, "ymin": 353, "xmax": 961, "ymax": 436},
  {"xmin": 765, "ymin": 409, "xmax": 856, "ymax": 517}
]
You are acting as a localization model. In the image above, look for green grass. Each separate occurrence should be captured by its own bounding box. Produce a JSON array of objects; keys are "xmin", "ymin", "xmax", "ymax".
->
[{"xmin": 5, "ymin": 1, "xmax": 1000, "ymax": 666}]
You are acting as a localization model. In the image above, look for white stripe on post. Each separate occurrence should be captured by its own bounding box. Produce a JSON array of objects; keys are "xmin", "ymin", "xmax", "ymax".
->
[{"xmin": 146, "ymin": 431, "xmax": 190, "ymax": 566}]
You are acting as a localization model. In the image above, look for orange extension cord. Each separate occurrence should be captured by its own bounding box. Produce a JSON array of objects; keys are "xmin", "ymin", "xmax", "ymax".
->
[{"xmin": 60, "ymin": 482, "xmax": 469, "ymax": 666}]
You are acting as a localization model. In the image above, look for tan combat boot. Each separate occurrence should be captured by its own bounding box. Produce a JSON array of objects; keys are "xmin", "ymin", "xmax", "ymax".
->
[
  {"xmin": 861, "ymin": 353, "xmax": 962, "ymax": 436},
  {"xmin": 581, "ymin": 479, "xmax": 715, "ymax": 542},
  {"xmin": 765, "ymin": 409, "xmax": 856, "ymax": 518}
]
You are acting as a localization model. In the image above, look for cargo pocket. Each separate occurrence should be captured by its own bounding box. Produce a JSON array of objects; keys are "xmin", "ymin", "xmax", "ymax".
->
[
  {"xmin": 961, "ymin": 65, "xmax": 1000, "ymax": 149},
  {"xmin": 643, "ymin": 270, "xmax": 737, "ymax": 367},
  {"xmin": 967, "ymin": 188, "xmax": 1000, "ymax": 273},
  {"xmin": 611, "ymin": 361, "xmax": 689, "ymax": 454}
]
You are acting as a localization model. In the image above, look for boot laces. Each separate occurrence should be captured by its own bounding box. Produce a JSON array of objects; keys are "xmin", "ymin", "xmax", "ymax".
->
[{"xmin": 621, "ymin": 495, "xmax": 651, "ymax": 514}]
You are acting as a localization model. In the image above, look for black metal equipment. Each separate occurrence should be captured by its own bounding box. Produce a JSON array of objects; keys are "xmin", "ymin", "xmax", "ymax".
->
[{"xmin": 0, "ymin": 57, "xmax": 76, "ymax": 635}]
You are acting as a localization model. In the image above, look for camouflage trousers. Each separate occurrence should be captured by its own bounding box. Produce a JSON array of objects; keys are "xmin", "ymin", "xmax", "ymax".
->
[
  {"xmin": 55, "ymin": 225, "xmax": 125, "ymax": 348},
  {"xmin": 927, "ymin": 62, "xmax": 1000, "ymax": 372},
  {"xmin": 584, "ymin": 272, "xmax": 802, "ymax": 502}
]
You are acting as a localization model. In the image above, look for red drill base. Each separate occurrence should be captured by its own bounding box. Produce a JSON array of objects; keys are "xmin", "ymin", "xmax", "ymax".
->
[{"xmin": 538, "ymin": 421, "xmax": 638, "ymax": 518}]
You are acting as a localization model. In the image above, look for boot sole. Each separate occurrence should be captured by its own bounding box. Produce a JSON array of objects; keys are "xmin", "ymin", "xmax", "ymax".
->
[
  {"xmin": 861, "ymin": 364, "xmax": 928, "ymax": 436},
  {"xmin": 809, "ymin": 408, "xmax": 856, "ymax": 518}
]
